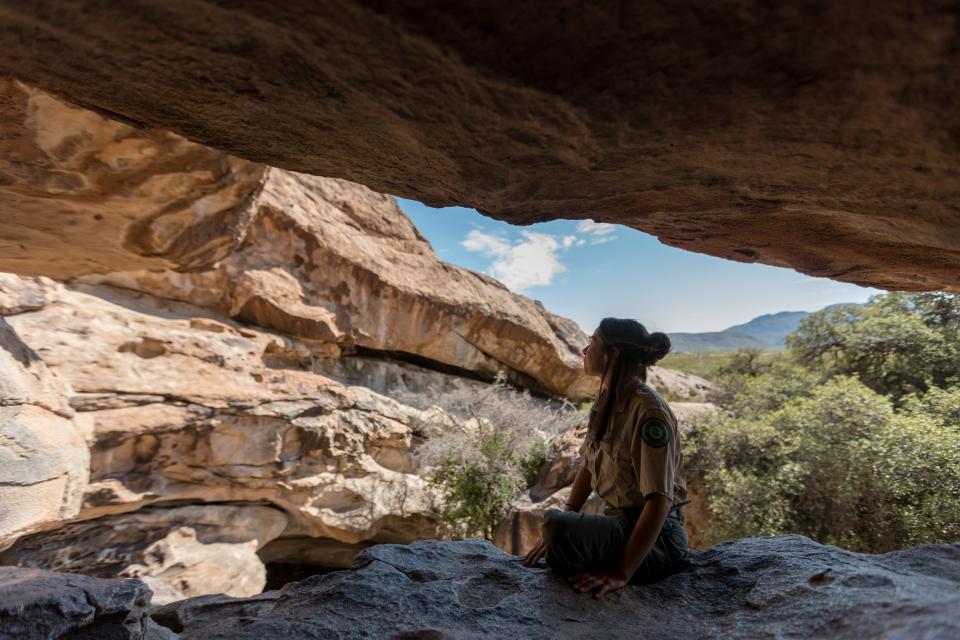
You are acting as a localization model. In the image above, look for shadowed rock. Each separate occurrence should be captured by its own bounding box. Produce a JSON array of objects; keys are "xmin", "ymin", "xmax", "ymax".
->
[
  {"xmin": 0, "ymin": 566, "xmax": 151, "ymax": 640},
  {"xmin": 0, "ymin": 2, "xmax": 957, "ymax": 292},
  {"xmin": 145, "ymin": 536, "xmax": 960, "ymax": 639}
]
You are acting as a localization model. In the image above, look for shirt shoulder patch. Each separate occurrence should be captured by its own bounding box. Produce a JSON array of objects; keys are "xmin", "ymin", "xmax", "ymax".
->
[{"xmin": 640, "ymin": 417, "xmax": 671, "ymax": 448}]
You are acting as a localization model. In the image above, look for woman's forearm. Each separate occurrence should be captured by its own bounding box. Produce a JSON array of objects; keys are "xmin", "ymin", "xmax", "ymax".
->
[
  {"xmin": 615, "ymin": 494, "xmax": 671, "ymax": 578},
  {"xmin": 566, "ymin": 463, "xmax": 593, "ymax": 510}
]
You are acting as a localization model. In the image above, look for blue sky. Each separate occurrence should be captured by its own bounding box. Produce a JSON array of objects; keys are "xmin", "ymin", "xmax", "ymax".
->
[{"xmin": 398, "ymin": 199, "xmax": 882, "ymax": 334}]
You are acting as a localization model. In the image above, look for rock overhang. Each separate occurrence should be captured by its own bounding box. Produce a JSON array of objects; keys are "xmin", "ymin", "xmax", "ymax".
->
[{"xmin": 0, "ymin": 0, "xmax": 956, "ymax": 292}]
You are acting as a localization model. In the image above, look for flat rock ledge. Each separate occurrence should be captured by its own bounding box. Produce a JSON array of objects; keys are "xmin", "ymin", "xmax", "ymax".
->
[
  {"xmin": 7, "ymin": 536, "xmax": 954, "ymax": 640},
  {"xmin": 0, "ymin": 566, "xmax": 151, "ymax": 640}
]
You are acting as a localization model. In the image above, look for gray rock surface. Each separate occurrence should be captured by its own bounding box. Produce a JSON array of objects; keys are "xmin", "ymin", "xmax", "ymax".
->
[
  {"xmin": 0, "ymin": 565, "xmax": 150, "ymax": 640},
  {"xmin": 148, "ymin": 536, "xmax": 960, "ymax": 639}
]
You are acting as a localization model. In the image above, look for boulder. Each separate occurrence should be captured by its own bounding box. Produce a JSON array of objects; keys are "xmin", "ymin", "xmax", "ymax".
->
[
  {"xmin": 1, "ymin": 2, "xmax": 957, "ymax": 292},
  {"xmin": 0, "ymin": 565, "xmax": 151, "ymax": 640},
  {"xmin": 0, "ymin": 314, "xmax": 89, "ymax": 550},
  {"xmin": 1, "ymin": 504, "xmax": 289, "ymax": 605},
  {"xmin": 0, "ymin": 80, "xmax": 593, "ymax": 400},
  {"xmin": 148, "ymin": 536, "xmax": 960, "ymax": 639},
  {"xmin": 4, "ymin": 280, "xmax": 440, "ymax": 546}
]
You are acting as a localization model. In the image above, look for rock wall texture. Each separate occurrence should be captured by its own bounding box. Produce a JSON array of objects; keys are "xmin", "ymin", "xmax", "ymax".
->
[
  {"xmin": 0, "ymin": 276, "xmax": 443, "ymax": 601},
  {"xmin": 0, "ymin": 78, "xmax": 591, "ymax": 400},
  {"xmin": 1, "ymin": 1, "xmax": 957, "ymax": 291},
  {"xmin": 0, "ymin": 565, "xmax": 151, "ymax": 640},
  {"xmin": 124, "ymin": 538, "xmax": 960, "ymax": 638},
  {"xmin": 0, "ymin": 313, "xmax": 89, "ymax": 550},
  {"xmin": 3, "ymin": 536, "xmax": 957, "ymax": 639}
]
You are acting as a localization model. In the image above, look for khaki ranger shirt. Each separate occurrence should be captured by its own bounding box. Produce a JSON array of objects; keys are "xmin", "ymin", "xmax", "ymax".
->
[{"xmin": 578, "ymin": 381, "xmax": 687, "ymax": 510}]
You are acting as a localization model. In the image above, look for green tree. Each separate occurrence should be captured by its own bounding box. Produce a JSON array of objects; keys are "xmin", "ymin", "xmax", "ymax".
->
[
  {"xmin": 688, "ymin": 375, "xmax": 960, "ymax": 551},
  {"xmin": 787, "ymin": 294, "xmax": 960, "ymax": 401}
]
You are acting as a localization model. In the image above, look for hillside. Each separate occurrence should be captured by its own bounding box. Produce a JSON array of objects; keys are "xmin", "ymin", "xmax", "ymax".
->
[{"xmin": 668, "ymin": 311, "xmax": 808, "ymax": 353}]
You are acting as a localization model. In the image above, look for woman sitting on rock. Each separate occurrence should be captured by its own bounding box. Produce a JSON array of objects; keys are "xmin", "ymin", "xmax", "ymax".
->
[{"xmin": 523, "ymin": 317, "xmax": 690, "ymax": 598}]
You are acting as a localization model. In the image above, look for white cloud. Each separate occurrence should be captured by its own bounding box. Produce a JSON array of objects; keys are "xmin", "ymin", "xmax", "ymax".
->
[
  {"xmin": 461, "ymin": 230, "xmax": 567, "ymax": 291},
  {"xmin": 575, "ymin": 219, "xmax": 618, "ymax": 245},
  {"xmin": 462, "ymin": 230, "xmax": 510, "ymax": 255},
  {"xmin": 590, "ymin": 235, "xmax": 618, "ymax": 245},
  {"xmin": 576, "ymin": 219, "xmax": 617, "ymax": 237}
]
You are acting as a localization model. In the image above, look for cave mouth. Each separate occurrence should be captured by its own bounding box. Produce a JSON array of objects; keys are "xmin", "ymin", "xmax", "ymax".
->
[{"xmin": 264, "ymin": 562, "xmax": 342, "ymax": 592}]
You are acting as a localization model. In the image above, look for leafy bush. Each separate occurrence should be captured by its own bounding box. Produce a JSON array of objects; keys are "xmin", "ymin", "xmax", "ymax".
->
[
  {"xmin": 687, "ymin": 294, "xmax": 960, "ymax": 552},
  {"xmin": 402, "ymin": 374, "xmax": 583, "ymax": 540},
  {"xmin": 787, "ymin": 293, "xmax": 960, "ymax": 401},
  {"xmin": 688, "ymin": 375, "xmax": 960, "ymax": 551}
]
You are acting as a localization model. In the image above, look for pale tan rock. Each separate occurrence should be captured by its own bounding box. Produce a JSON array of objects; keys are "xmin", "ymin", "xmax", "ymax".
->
[
  {"xmin": 1, "ymin": 504, "xmax": 288, "ymax": 605},
  {"xmin": 88, "ymin": 171, "xmax": 595, "ymax": 399},
  {"xmin": 0, "ymin": 316, "xmax": 89, "ymax": 550},
  {"xmin": 0, "ymin": 79, "xmax": 593, "ymax": 399},
  {"xmin": 5, "ymin": 280, "xmax": 441, "ymax": 546},
  {"xmin": 1, "ymin": 4, "xmax": 957, "ymax": 292},
  {"xmin": 0, "ymin": 79, "xmax": 266, "ymax": 279},
  {"xmin": 647, "ymin": 367, "xmax": 715, "ymax": 403}
]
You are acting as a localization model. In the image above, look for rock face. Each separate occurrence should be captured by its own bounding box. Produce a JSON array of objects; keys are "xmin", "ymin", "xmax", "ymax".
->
[
  {"xmin": 0, "ymin": 277, "xmax": 443, "ymax": 597},
  {"xmin": 0, "ymin": 80, "xmax": 266, "ymax": 279},
  {"xmin": 0, "ymin": 565, "xmax": 151, "ymax": 640},
  {"xmin": 1, "ymin": 2, "xmax": 957, "ymax": 292},
  {"xmin": 90, "ymin": 171, "xmax": 593, "ymax": 399},
  {"xmin": 0, "ymin": 312, "xmax": 89, "ymax": 550},
  {"xmin": 141, "ymin": 536, "xmax": 960, "ymax": 639},
  {"xmin": 0, "ymin": 78, "xmax": 592, "ymax": 400},
  {"xmin": 1, "ymin": 504, "xmax": 289, "ymax": 605}
]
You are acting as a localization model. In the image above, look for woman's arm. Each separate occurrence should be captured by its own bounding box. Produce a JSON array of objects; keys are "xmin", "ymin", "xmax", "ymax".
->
[
  {"xmin": 614, "ymin": 493, "xmax": 671, "ymax": 578},
  {"xmin": 568, "ymin": 493, "xmax": 671, "ymax": 598},
  {"xmin": 522, "ymin": 461, "xmax": 593, "ymax": 566},
  {"xmin": 564, "ymin": 462, "xmax": 593, "ymax": 511}
]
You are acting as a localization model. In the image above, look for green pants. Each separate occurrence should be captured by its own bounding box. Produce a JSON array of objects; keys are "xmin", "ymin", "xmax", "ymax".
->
[{"xmin": 541, "ymin": 505, "xmax": 688, "ymax": 584}]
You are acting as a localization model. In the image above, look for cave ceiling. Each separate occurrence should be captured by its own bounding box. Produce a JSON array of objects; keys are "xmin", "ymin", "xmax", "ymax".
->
[{"xmin": 0, "ymin": 1, "xmax": 958, "ymax": 291}]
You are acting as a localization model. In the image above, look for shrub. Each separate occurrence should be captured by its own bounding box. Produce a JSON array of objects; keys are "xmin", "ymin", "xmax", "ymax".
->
[
  {"xmin": 401, "ymin": 374, "xmax": 583, "ymax": 540},
  {"xmin": 787, "ymin": 294, "xmax": 960, "ymax": 401},
  {"xmin": 687, "ymin": 375, "xmax": 960, "ymax": 552}
]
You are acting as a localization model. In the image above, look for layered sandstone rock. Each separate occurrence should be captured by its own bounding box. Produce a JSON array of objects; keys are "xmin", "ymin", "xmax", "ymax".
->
[
  {"xmin": 90, "ymin": 171, "xmax": 594, "ymax": 399},
  {"xmin": 1, "ymin": 504, "xmax": 289, "ymax": 605},
  {"xmin": 0, "ymin": 310, "xmax": 89, "ymax": 551},
  {"xmin": 0, "ymin": 276, "xmax": 444, "ymax": 597},
  {"xmin": 142, "ymin": 537, "xmax": 960, "ymax": 639},
  {"xmin": 0, "ymin": 79, "xmax": 592, "ymax": 400},
  {"xmin": 1, "ymin": 2, "xmax": 957, "ymax": 292}
]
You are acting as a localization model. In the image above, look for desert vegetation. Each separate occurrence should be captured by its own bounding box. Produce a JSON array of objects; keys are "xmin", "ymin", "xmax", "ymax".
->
[
  {"xmin": 686, "ymin": 292, "xmax": 960, "ymax": 552},
  {"xmin": 401, "ymin": 375, "xmax": 583, "ymax": 540}
]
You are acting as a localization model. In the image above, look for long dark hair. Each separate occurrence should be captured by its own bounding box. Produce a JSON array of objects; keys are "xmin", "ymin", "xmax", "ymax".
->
[{"xmin": 585, "ymin": 318, "xmax": 671, "ymax": 444}]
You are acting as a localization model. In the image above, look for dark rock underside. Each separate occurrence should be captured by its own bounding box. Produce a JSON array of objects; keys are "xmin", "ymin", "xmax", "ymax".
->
[{"xmin": 1, "ymin": 1, "xmax": 958, "ymax": 291}]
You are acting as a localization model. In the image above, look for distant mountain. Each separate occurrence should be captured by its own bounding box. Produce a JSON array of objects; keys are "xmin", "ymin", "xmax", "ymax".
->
[{"xmin": 668, "ymin": 310, "xmax": 811, "ymax": 353}]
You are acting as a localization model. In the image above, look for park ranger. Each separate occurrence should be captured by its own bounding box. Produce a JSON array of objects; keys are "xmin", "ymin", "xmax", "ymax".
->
[{"xmin": 523, "ymin": 317, "xmax": 690, "ymax": 598}]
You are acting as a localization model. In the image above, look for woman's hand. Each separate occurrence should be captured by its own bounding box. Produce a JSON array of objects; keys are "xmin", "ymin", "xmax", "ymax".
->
[
  {"xmin": 523, "ymin": 536, "xmax": 547, "ymax": 567},
  {"xmin": 567, "ymin": 569, "xmax": 630, "ymax": 599}
]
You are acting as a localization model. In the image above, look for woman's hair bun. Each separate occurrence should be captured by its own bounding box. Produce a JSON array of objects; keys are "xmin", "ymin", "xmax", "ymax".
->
[{"xmin": 646, "ymin": 332, "xmax": 671, "ymax": 363}]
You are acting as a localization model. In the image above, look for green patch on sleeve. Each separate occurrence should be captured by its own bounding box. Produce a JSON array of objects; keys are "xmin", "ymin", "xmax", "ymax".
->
[{"xmin": 640, "ymin": 418, "xmax": 671, "ymax": 448}]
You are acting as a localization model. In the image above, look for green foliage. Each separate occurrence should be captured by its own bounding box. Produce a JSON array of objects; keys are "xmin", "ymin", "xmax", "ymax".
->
[
  {"xmin": 429, "ymin": 430, "xmax": 551, "ymax": 541},
  {"xmin": 688, "ymin": 376, "xmax": 960, "ymax": 551},
  {"xmin": 660, "ymin": 349, "xmax": 781, "ymax": 380},
  {"xmin": 787, "ymin": 293, "xmax": 960, "ymax": 401},
  {"xmin": 405, "ymin": 374, "xmax": 583, "ymax": 541},
  {"xmin": 687, "ymin": 292, "xmax": 960, "ymax": 552}
]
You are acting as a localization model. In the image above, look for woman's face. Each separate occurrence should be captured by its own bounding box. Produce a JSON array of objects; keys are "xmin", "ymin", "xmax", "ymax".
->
[{"xmin": 582, "ymin": 328, "xmax": 607, "ymax": 377}]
